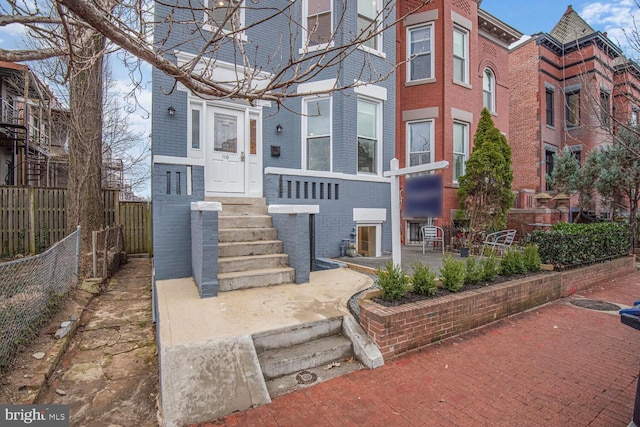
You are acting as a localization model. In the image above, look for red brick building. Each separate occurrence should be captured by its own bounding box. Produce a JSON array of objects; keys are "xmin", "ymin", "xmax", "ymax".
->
[
  {"xmin": 509, "ymin": 5, "xmax": 640, "ymax": 216},
  {"xmin": 396, "ymin": 0, "xmax": 521, "ymax": 243}
]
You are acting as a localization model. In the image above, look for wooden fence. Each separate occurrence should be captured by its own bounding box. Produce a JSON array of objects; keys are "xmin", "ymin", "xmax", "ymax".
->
[{"xmin": 0, "ymin": 186, "xmax": 151, "ymax": 257}]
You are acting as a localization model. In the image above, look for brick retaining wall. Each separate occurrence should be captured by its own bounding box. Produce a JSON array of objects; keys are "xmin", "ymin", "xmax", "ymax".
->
[{"xmin": 359, "ymin": 256, "xmax": 636, "ymax": 360}]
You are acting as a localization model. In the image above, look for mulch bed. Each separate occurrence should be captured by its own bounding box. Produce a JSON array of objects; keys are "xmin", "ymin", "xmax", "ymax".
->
[{"xmin": 372, "ymin": 270, "xmax": 552, "ymax": 307}]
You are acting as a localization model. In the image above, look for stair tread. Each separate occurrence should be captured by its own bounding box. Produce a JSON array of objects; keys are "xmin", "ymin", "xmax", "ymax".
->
[
  {"xmin": 218, "ymin": 240, "xmax": 282, "ymax": 247},
  {"xmin": 218, "ymin": 267, "xmax": 295, "ymax": 279},
  {"xmin": 218, "ymin": 253, "xmax": 289, "ymax": 263},
  {"xmin": 258, "ymin": 335, "xmax": 352, "ymax": 363}
]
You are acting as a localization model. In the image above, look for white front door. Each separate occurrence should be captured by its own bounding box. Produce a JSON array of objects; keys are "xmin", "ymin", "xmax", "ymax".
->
[{"xmin": 206, "ymin": 107, "xmax": 245, "ymax": 193}]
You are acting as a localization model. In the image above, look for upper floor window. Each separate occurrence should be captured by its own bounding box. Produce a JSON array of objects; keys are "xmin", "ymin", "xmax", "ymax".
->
[
  {"xmin": 453, "ymin": 27, "xmax": 468, "ymax": 84},
  {"xmin": 600, "ymin": 90, "xmax": 611, "ymax": 126},
  {"xmin": 357, "ymin": 98, "xmax": 381, "ymax": 174},
  {"xmin": 408, "ymin": 120, "xmax": 433, "ymax": 166},
  {"xmin": 483, "ymin": 69, "xmax": 495, "ymax": 112},
  {"xmin": 358, "ymin": 0, "xmax": 381, "ymax": 51},
  {"xmin": 453, "ymin": 121, "xmax": 468, "ymax": 182},
  {"xmin": 545, "ymin": 89, "xmax": 554, "ymax": 127},
  {"xmin": 545, "ymin": 149, "xmax": 555, "ymax": 191},
  {"xmin": 631, "ymin": 110, "xmax": 638, "ymax": 126},
  {"xmin": 407, "ymin": 24, "xmax": 433, "ymax": 82},
  {"xmin": 304, "ymin": 0, "xmax": 332, "ymax": 47},
  {"xmin": 566, "ymin": 91, "xmax": 580, "ymax": 127},
  {"xmin": 206, "ymin": 0, "xmax": 244, "ymax": 33},
  {"xmin": 303, "ymin": 97, "xmax": 332, "ymax": 171}
]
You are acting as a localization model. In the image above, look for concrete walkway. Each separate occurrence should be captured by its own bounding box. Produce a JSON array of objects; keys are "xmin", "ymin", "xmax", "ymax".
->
[{"xmin": 202, "ymin": 270, "xmax": 640, "ymax": 426}]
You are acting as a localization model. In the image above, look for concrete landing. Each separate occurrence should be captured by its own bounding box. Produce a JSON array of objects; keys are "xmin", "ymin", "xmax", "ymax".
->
[{"xmin": 155, "ymin": 267, "xmax": 374, "ymax": 427}]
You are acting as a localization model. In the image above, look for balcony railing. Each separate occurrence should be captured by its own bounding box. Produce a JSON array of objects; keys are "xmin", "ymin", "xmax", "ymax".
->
[{"xmin": 1, "ymin": 98, "xmax": 19, "ymax": 125}]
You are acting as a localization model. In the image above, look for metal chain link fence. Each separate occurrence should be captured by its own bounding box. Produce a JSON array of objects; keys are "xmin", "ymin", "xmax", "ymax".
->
[{"xmin": 0, "ymin": 227, "xmax": 80, "ymax": 371}]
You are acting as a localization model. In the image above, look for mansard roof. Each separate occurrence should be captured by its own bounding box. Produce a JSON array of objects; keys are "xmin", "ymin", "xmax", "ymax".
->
[{"xmin": 549, "ymin": 5, "xmax": 596, "ymax": 44}]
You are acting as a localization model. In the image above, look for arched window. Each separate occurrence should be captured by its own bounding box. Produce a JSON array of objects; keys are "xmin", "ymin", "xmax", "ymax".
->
[{"xmin": 483, "ymin": 68, "xmax": 495, "ymax": 113}]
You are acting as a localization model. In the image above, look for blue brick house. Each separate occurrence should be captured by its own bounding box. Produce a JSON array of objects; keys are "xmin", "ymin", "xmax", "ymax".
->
[{"xmin": 152, "ymin": 0, "xmax": 396, "ymax": 290}]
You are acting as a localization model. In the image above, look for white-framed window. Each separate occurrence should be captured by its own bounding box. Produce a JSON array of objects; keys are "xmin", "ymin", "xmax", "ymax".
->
[
  {"xmin": 204, "ymin": 0, "xmax": 246, "ymax": 38},
  {"xmin": 303, "ymin": 0, "xmax": 333, "ymax": 48},
  {"xmin": 303, "ymin": 96, "xmax": 332, "ymax": 171},
  {"xmin": 453, "ymin": 27, "xmax": 468, "ymax": 84},
  {"xmin": 453, "ymin": 121, "xmax": 468, "ymax": 182},
  {"xmin": 188, "ymin": 101, "xmax": 203, "ymax": 158},
  {"xmin": 631, "ymin": 109, "xmax": 638, "ymax": 126},
  {"xmin": 357, "ymin": 97, "xmax": 382, "ymax": 174},
  {"xmin": 407, "ymin": 24, "xmax": 433, "ymax": 82},
  {"xmin": 407, "ymin": 120, "xmax": 433, "ymax": 166},
  {"xmin": 483, "ymin": 68, "xmax": 495, "ymax": 112},
  {"xmin": 358, "ymin": 0, "xmax": 382, "ymax": 53}
]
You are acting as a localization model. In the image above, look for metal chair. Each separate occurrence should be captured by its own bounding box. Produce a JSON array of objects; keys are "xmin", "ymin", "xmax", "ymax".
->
[
  {"xmin": 421, "ymin": 225, "xmax": 444, "ymax": 254},
  {"xmin": 481, "ymin": 229, "xmax": 516, "ymax": 257}
]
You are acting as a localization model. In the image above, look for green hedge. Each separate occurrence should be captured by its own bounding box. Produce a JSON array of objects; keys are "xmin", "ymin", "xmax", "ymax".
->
[{"xmin": 531, "ymin": 222, "xmax": 631, "ymax": 269}]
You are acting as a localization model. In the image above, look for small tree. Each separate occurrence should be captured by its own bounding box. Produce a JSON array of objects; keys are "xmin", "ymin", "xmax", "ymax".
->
[
  {"xmin": 591, "ymin": 126, "xmax": 640, "ymax": 248},
  {"xmin": 457, "ymin": 109, "xmax": 514, "ymax": 233}
]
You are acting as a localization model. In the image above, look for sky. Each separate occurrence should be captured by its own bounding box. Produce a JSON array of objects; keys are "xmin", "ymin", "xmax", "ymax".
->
[{"xmin": 481, "ymin": 0, "xmax": 640, "ymax": 55}]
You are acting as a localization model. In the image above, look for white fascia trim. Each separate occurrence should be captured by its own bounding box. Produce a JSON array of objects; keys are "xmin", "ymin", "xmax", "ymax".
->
[
  {"xmin": 268, "ymin": 204, "xmax": 320, "ymax": 214},
  {"xmin": 191, "ymin": 201, "xmax": 222, "ymax": 211},
  {"xmin": 154, "ymin": 155, "xmax": 205, "ymax": 167},
  {"xmin": 354, "ymin": 81, "xmax": 388, "ymax": 101},
  {"xmin": 353, "ymin": 208, "xmax": 387, "ymax": 223},
  {"xmin": 265, "ymin": 167, "xmax": 391, "ymax": 184},
  {"xmin": 174, "ymin": 50, "xmax": 273, "ymax": 93},
  {"xmin": 297, "ymin": 78, "xmax": 339, "ymax": 94}
]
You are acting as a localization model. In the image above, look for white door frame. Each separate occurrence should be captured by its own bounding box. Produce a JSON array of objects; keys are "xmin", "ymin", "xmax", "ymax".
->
[{"xmin": 203, "ymin": 101, "xmax": 263, "ymax": 198}]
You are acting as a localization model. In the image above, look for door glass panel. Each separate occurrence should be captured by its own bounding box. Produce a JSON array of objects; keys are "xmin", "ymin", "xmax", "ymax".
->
[
  {"xmin": 249, "ymin": 118, "xmax": 257, "ymax": 155},
  {"xmin": 214, "ymin": 113, "xmax": 237, "ymax": 153}
]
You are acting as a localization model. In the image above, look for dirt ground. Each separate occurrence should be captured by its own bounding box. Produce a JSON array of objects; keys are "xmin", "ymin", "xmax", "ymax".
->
[{"xmin": 0, "ymin": 258, "xmax": 159, "ymax": 426}]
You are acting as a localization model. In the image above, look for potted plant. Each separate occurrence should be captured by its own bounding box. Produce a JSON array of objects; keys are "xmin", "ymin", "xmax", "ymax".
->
[{"xmin": 346, "ymin": 241, "xmax": 358, "ymax": 257}]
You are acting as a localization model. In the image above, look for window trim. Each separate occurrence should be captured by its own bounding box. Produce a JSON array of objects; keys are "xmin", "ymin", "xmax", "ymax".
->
[
  {"xmin": 406, "ymin": 119, "xmax": 434, "ymax": 167},
  {"xmin": 203, "ymin": 0, "xmax": 247, "ymax": 41},
  {"xmin": 357, "ymin": 0, "xmax": 384, "ymax": 56},
  {"xmin": 452, "ymin": 121, "xmax": 468, "ymax": 184},
  {"xmin": 302, "ymin": 95, "xmax": 333, "ymax": 172},
  {"xmin": 453, "ymin": 26, "xmax": 469, "ymax": 85},
  {"xmin": 483, "ymin": 68, "xmax": 495, "ymax": 113},
  {"xmin": 545, "ymin": 88, "xmax": 554, "ymax": 127},
  {"xmin": 300, "ymin": 0, "xmax": 334, "ymax": 53},
  {"xmin": 357, "ymin": 96, "xmax": 383, "ymax": 176},
  {"xmin": 406, "ymin": 23, "xmax": 434, "ymax": 83},
  {"xmin": 565, "ymin": 90, "xmax": 580, "ymax": 128}
]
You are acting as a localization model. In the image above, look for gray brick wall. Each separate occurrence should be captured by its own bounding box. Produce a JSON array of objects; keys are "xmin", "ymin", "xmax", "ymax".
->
[
  {"xmin": 265, "ymin": 174, "xmax": 391, "ymax": 258},
  {"xmin": 152, "ymin": 1, "xmax": 396, "ymax": 280},
  {"xmin": 271, "ymin": 213, "xmax": 310, "ymax": 284},
  {"xmin": 191, "ymin": 207, "xmax": 219, "ymax": 297},
  {"xmin": 152, "ymin": 165, "xmax": 204, "ymax": 281}
]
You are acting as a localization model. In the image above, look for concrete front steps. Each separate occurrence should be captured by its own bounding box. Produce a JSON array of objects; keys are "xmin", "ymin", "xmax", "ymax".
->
[
  {"xmin": 206, "ymin": 197, "xmax": 295, "ymax": 291},
  {"xmin": 253, "ymin": 317, "xmax": 363, "ymax": 398}
]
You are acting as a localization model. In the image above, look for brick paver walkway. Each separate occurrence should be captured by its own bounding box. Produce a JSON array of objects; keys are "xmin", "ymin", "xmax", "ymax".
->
[{"xmin": 207, "ymin": 271, "xmax": 640, "ymax": 426}]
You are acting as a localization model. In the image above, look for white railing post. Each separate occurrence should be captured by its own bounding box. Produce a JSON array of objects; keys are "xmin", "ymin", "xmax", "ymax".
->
[{"xmin": 390, "ymin": 158, "xmax": 401, "ymax": 267}]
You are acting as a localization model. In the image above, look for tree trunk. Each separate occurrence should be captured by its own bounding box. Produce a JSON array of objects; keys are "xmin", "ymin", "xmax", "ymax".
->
[{"xmin": 67, "ymin": 31, "xmax": 106, "ymax": 257}]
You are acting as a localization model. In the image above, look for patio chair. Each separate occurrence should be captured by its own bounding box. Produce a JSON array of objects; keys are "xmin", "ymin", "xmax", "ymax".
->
[
  {"xmin": 421, "ymin": 225, "xmax": 444, "ymax": 255},
  {"xmin": 481, "ymin": 229, "xmax": 516, "ymax": 257}
]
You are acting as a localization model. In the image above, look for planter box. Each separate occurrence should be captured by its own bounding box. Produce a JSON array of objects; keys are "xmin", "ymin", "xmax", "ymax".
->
[{"xmin": 359, "ymin": 256, "xmax": 636, "ymax": 360}]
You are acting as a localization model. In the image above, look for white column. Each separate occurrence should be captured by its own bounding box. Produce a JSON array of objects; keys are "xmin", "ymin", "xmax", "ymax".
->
[{"xmin": 390, "ymin": 158, "xmax": 401, "ymax": 267}]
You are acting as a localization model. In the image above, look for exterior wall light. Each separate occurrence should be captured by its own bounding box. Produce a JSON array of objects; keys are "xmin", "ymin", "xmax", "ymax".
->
[
  {"xmin": 168, "ymin": 106, "xmax": 176, "ymax": 116},
  {"xmin": 276, "ymin": 124, "xmax": 283, "ymax": 133}
]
